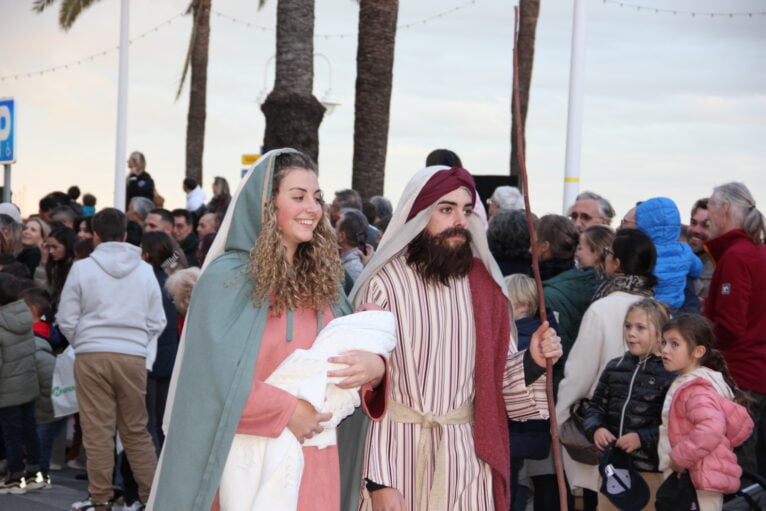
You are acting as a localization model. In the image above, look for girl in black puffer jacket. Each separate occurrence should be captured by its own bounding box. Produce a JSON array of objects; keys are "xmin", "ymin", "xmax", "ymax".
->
[{"xmin": 582, "ymin": 298, "xmax": 676, "ymax": 510}]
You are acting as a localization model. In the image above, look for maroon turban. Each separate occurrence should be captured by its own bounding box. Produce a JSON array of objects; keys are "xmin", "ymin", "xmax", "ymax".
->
[{"xmin": 406, "ymin": 167, "xmax": 477, "ymax": 221}]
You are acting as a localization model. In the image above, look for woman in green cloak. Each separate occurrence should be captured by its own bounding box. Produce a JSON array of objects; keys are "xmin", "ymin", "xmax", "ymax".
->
[{"xmin": 147, "ymin": 149, "xmax": 386, "ymax": 511}]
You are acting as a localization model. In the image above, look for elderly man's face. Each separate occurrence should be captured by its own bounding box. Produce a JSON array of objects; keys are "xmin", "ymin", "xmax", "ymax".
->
[
  {"xmin": 197, "ymin": 213, "xmax": 218, "ymax": 238},
  {"xmin": 569, "ymin": 198, "xmax": 608, "ymax": 228},
  {"xmin": 707, "ymin": 194, "xmax": 729, "ymax": 239},
  {"xmin": 687, "ymin": 207, "xmax": 710, "ymax": 253},
  {"xmin": 425, "ymin": 187, "xmax": 474, "ymax": 248}
]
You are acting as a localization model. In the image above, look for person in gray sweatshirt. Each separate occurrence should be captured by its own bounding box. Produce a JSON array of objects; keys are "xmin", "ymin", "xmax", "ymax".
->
[{"xmin": 57, "ymin": 208, "xmax": 166, "ymax": 511}]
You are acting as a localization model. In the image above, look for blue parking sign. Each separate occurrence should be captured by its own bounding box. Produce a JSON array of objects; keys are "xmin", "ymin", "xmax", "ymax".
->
[{"xmin": 0, "ymin": 98, "xmax": 16, "ymax": 164}]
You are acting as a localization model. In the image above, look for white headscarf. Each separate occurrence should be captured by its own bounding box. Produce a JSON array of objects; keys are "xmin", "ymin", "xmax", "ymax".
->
[{"xmin": 349, "ymin": 166, "xmax": 507, "ymax": 306}]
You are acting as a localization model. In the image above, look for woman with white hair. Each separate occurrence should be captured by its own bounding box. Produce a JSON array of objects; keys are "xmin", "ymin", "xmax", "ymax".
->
[
  {"xmin": 487, "ymin": 186, "xmax": 524, "ymax": 219},
  {"xmin": 704, "ymin": 181, "xmax": 766, "ymax": 478}
]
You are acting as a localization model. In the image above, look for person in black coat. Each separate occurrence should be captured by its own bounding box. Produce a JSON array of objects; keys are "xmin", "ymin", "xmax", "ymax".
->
[
  {"xmin": 139, "ymin": 232, "xmax": 180, "ymax": 451},
  {"xmin": 126, "ymin": 151, "xmax": 155, "ymax": 208},
  {"xmin": 582, "ymin": 298, "xmax": 676, "ymax": 509},
  {"xmin": 117, "ymin": 231, "xmax": 181, "ymax": 509},
  {"xmin": 171, "ymin": 209, "xmax": 199, "ymax": 268}
]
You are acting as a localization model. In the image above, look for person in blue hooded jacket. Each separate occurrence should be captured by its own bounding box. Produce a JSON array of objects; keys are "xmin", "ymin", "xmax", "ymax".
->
[{"xmin": 635, "ymin": 197, "xmax": 702, "ymax": 311}]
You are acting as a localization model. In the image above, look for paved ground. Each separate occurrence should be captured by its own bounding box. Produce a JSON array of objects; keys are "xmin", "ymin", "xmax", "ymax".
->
[{"xmin": 0, "ymin": 467, "xmax": 89, "ymax": 511}]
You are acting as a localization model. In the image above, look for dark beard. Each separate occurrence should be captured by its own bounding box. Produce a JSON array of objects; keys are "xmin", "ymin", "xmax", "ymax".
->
[{"xmin": 406, "ymin": 228, "xmax": 474, "ymax": 286}]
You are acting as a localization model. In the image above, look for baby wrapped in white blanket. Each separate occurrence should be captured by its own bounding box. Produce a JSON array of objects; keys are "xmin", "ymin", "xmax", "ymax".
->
[{"xmin": 219, "ymin": 310, "xmax": 396, "ymax": 511}]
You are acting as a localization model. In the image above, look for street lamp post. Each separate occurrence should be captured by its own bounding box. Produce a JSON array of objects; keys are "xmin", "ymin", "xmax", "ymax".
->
[
  {"xmin": 563, "ymin": 0, "xmax": 587, "ymax": 214},
  {"xmin": 114, "ymin": 0, "xmax": 129, "ymax": 211}
]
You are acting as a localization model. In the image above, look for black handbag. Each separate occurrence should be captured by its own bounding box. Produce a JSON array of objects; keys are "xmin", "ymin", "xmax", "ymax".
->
[
  {"xmin": 655, "ymin": 471, "xmax": 699, "ymax": 511},
  {"xmin": 559, "ymin": 398, "xmax": 600, "ymax": 465}
]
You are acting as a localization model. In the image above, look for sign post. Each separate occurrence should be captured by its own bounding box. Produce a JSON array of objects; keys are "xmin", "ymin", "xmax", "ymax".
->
[{"xmin": 0, "ymin": 97, "xmax": 16, "ymax": 203}]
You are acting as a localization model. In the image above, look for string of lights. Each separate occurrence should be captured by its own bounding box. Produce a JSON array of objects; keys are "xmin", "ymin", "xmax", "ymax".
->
[
  {"xmin": 602, "ymin": 0, "xmax": 766, "ymax": 18},
  {"xmin": 0, "ymin": 11, "xmax": 186, "ymax": 82},
  {"xmin": 18, "ymin": 0, "xmax": 756, "ymax": 83},
  {"xmin": 2, "ymin": 1, "xmax": 480, "ymax": 82},
  {"xmin": 213, "ymin": 0, "xmax": 479, "ymax": 39}
]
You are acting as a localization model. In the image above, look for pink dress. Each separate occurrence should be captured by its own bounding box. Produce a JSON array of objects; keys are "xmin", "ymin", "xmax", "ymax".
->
[{"xmin": 211, "ymin": 306, "xmax": 386, "ymax": 511}]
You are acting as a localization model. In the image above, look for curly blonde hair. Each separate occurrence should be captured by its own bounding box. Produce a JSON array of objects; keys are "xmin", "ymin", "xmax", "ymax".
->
[{"xmin": 249, "ymin": 156, "xmax": 344, "ymax": 314}]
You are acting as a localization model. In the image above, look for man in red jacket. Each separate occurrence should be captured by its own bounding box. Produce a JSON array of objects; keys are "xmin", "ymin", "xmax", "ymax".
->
[{"xmin": 704, "ymin": 181, "xmax": 766, "ymax": 478}]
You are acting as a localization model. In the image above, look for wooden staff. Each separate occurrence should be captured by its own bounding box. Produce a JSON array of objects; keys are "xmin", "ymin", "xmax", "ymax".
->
[{"xmin": 512, "ymin": 6, "xmax": 568, "ymax": 510}]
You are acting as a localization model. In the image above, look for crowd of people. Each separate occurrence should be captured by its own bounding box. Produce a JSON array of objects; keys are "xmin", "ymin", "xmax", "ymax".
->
[{"xmin": 0, "ymin": 147, "xmax": 763, "ymax": 511}]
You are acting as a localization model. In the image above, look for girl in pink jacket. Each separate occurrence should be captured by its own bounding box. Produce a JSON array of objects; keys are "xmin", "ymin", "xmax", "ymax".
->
[{"xmin": 657, "ymin": 314, "xmax": 753, "ymax": 511}]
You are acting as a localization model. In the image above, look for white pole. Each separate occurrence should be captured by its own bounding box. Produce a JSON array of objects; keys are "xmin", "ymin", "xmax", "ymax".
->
[
  {"xmin": 562, "ymin": 0, "xmax": 587, "ymax": 214},
  {"xmin": 2, "ymin": 164, "xmax": 10, "ymax": 203},
  {"xmin": 114, "ymin": 0, "xmax": 129, "ymax": 211}
]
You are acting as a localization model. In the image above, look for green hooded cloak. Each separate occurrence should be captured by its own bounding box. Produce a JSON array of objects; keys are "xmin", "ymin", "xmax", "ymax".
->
[{"xmin": 148, "ymin": 149, "xmax": 365, "ymax": 511}]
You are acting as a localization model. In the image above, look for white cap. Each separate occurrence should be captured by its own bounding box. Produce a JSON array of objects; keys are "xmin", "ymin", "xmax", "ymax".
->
[{"xmin": 0, "ymin": 203, "xmax": 21, "ymax": 223}]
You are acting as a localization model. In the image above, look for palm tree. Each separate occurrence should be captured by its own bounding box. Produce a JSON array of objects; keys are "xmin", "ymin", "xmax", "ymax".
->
[
  {"xmin": 351, "ymin": 0, "xmax": 398, "ymax": 200},
  {"xmin": 510, "ymin": 0, "xmax": 540, "ymax": 183},
  {"xmin": 178, "ymin": 0, "xmax": 211, "ymax": 185},
  {"xmin": 33, "ymin": 0, "xmax": 211, "ymax": 185},
  {"xmin": 260, "ymin": 0, "xmax": 325, "ymax": 163}
]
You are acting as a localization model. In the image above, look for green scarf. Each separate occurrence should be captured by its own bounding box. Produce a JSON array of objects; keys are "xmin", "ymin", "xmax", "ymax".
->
[{"xmin": 149, "ymin": 149, "xmax": 361, "ymax": 511}]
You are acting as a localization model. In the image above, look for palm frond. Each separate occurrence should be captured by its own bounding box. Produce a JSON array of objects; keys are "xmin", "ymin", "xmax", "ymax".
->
[
  {"xmin": 60, "ymin": 0, "xmax": 101, "ymax": 31},
  {"xmin": 176, "ymin": 0, "xmax": 202, "ymax": 100},
  {"xmin": 32, "ymin": 0, "xmax": 58, "ymax": 14}
]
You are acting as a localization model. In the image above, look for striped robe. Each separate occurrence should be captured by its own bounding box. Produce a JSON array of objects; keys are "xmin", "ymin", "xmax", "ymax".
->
[{"xmin": 360, "ymin": 255, "xmax": 548, "ymax": 510}]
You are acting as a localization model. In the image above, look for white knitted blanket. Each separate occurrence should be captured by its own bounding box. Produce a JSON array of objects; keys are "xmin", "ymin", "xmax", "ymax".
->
[{"xmin": 219, "ymin": 310, "xmax": 396, "ymax": 511}]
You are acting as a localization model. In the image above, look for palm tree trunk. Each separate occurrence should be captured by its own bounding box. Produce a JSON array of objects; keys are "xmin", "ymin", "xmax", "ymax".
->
[
  {"xmin": 261, "ymin": 0, "xmax": 324, "ymax": 163},
  {"xmin": 510, "ymin": 0, "xmax": 540, "ymax": 182},
  {"xmin": 351, "ymin": 0, "xmax": 398, "ymax": 200},
  {"xmin": 186, "ymin": 0, "xmax": 211, "ymax": 184}
]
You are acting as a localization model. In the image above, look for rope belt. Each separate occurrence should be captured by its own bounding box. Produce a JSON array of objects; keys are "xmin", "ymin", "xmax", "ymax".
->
[{"xmin": 387, "ymin": 399, "xmax": 474, "ymax": 511}]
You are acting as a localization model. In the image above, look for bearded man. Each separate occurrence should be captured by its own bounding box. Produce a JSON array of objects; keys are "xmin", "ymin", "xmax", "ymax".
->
[
  {"xmin": 687, "ymin": 198, "xmax": 714, "ymax": 302},
  {"xmin": 350, "ymin": 167, "xmax": 562, "ymax": 511}
]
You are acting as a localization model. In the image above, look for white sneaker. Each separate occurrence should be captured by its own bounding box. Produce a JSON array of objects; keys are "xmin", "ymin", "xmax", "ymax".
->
[
  {"xmin": 0, "ymin": 475, "xmax": 27, "ymax": 495},
  {"xmin": 71, "ymin": 496, "xmax": 112, "ymax": 510},
  {"xmin": 24, "ymin": 471, "xmax": 47, "ymax": 490}
]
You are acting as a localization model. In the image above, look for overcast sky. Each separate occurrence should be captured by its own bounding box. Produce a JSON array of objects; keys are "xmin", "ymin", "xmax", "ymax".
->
[{"xmin": 1, "ymin": 0, "xmax": 764, "ymax": 223}]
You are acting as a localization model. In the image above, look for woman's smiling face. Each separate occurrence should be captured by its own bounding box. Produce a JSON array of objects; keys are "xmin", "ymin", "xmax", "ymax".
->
[
  {"xmin": 274, "ymin": 168, "xmax": 324, "ymax": 261},
  {"xmin": 22, "ymin": 220, "xmax": 43, "ymax": 246}
]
